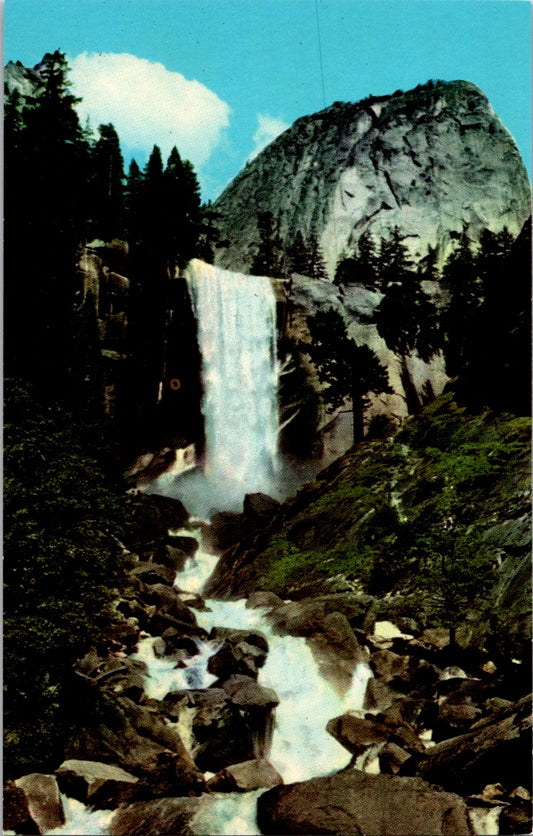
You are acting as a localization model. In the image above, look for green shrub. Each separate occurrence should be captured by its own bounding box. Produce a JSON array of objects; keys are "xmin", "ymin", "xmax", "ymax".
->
[{"xmin": 3, "ymin": 380, "xmax": 129, "ymax": 776}]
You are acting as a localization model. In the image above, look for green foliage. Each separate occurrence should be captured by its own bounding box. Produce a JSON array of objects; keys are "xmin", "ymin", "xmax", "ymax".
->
[
  {"xmin": 249, "ymin": 394, "xmax": 529, "ymax": 645},
  {"xmin": 3, "ymin": 380, "xmax": 130, "ymax": 776},
  {"xmin": 407, "ymin": 526, "xmax": 493, "ymax": 642},
  {"xmin": 374, "ymin": 227, "xmax": 440, "ymax": 361},
  {"xmin": 251, "ymin": 211, "xmax": 282, "ymax": 275},
  {"xmin": 304, "ymin": 307, "xmax": 392, "ymax": 442}
]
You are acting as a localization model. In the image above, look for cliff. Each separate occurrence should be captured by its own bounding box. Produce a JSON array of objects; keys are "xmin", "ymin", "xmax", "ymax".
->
[{"xmin": 213, "ymin": 80, "xmax": 530, "ymax": 278}]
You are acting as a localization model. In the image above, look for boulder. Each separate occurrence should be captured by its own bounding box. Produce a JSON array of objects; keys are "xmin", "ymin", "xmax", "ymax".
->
[
  {"xmin": 207, "ymin": 640, "xmax": 264, "ymax": 680},
  {"xmin": 327, "ymin": 713, "xmax": 425, "ymax": 759},
  {"xmin": 14, "ymin": 774, "xmax": 65, "ymax": 834},
  {"xmin": 433, "ymin": 701, "xmax": 482, "ymax": 740},
  {"xmin": 364, "ymin": 677, "xmax": 402, "ymax": 713},
  {"xmin": 221, "ymin": 675, "xmax": 279, "ymax": 710},
  {"xmin": 96, "ymin": 657, "xmax": 148, "ymax": 703},
  {"xmin": 243, "ymin": 493, "xmax": 281, "ymax": 523},
  {"xmin": 379, "ymin": 742, "xmax": 412, "ymax": 775},
  {"xmin": 206, "ymin": 759, "xmax": 283, "ymax": 792},
  {"xmin": 109, "ymin": 797, "xmax": 201, "ymax": 836},
  {"xmin": 307, "ymin": 611, "xmax": 365, "ymax": 695},
  {"xmin": 165, "ymin": 534, "xmax": 199, "ymax": 556},
  {"xmin": 499, "ymin": 789, "xmax": 533, "ymax": 835},
  {"xmin": 161, "ymin": 627, "xmax": 204, "ymax": 656},
  {"xmin": 267, "ymin": 593, "xmax": 376, "ymax": 637},
  {"xmin": 246, "ymin": 591, "xmax": 284, "ymax": 610},
  {"xmin": 257, "ymin": 769, "xmax": 471, "ymax": 835},
  {"xmin": 2, "ymin": 780, "xmax": 35, "ymax": 833},
  {"xmin": 163, "ymin": 688, "xmax": 256, "ymax": 773},
  {"xmin": 123, "ymin": 494, "xmax": 189, "ymax": 550},
  {"xmin": 208, "ymin": 627, "xmax": 269, "ymax": 654},
  {"xmin": 403, "ymin": 693, "xmax": 533, "ymax": 795},
  {"xmin": 55, "ymin": 759, "xmax": 139, "ymax": 809},
  {"xmin": 147, "ymin": 611, "xmax": 207, "ymax": 640},
  {"xmin": 65, "ymin": 695, "xmax": 204, "ymax": 796},
  {"xmin": 202, "ymin": 511, "xmax": 248, "ymax": 553},
  {"xmin": 370, "ymin": 648, "xmax": 439, "ymax": 694},
  {"xmin": 153, "ymin": 543, "xmax": 189, "ymax": 572},
  {"xmin": 129, "ymin": 562, "xmax": 176, "ymax": 586},
  {"xmin": 149, "ymin": 583, "xmax": 198, "ymax": 625},
  {"xmin": 326, "ymin": 713, "xmax": 390, "ymax": 757}
]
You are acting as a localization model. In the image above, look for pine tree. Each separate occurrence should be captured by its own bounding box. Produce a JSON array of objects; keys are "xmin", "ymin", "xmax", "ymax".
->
[
  {"xmin": 287, "ymin": 230, "xmax": 309, "ymax": 276},
  {"xmin": 441, "ymin": 232, "xmax": 480, "ymax": 378},
  {"xmin": 157, "ymin": 147, "xmax": 203, "ymax": 270},
  {"xmin": 89, "ymin": 123, "xmax": 125, "ymax": 241},
  {"xmin": 4, "ymin": 50, "xmax": 91, "ymax": 400},
  {"xmin": 308, "ymin": 234, "xmax": 329, "ymax": 280},
  {"xmin": 335, "ymin": 230, "xmax": 378, "ymax": 287},
  {"xmin": 251, "ymin": 211, "xmax": 281, "ymax": 275},
  {"xmin": 375, "ymin": 229, "xmax": 440, "ymax": 364},
  {"xmin": 304, "ymin": 308, "xmax": 392, "ymax": 443}
]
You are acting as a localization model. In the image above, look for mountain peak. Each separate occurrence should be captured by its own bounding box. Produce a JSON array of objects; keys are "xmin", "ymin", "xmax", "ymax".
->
[{"xmin": 214, "ymin": 79, "xmax": 529, "ymax": 278}]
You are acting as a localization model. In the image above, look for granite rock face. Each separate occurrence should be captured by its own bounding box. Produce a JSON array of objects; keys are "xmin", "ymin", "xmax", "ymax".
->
[{"xmin": 213, "ymin": 80, "xmax": 530, "ymax": 278}]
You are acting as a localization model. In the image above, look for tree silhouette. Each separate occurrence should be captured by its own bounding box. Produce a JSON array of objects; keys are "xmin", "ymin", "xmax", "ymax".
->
[
  {"xmin": 251, "ymin": 211, "xmax": 281, "ymax": 275},
  {"xmin": 304, "ymin": 308, "xmax": 392, "ymax": 443},
  {"xmin": 375, "ymin": 229, "xmax": 440, "ymax": 364},
  {"xmin": 335, "ymin": 229, "xmax": 378, "ymax": 287},
  {"xmin": 90, "ymin": 123, "xmax": 125, "ymax": 241},
  {"xmin": 441, "ymin": 231, "xmax": 480, "ymax": 378},
  {"xmin": 4, "ymin": 50, "xmax": 91, "ymax": 401}
]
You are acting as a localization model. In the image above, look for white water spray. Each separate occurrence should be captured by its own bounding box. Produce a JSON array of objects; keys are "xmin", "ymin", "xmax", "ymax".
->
[{"xmin": 184, "ymin": 260, "xmax": 279, "ymax": 514}]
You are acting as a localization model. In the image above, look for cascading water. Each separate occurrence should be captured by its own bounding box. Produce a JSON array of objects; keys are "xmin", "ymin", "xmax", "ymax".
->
[
  {"xmin": 129, "ymin": 537, "xmax": 373, "ymax": 836},
  {"xmin": 173, "ymin": 259, "xmax": 279, "ymax": 516}
]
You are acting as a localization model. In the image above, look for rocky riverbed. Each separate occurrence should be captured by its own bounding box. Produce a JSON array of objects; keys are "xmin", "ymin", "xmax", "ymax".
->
[{"xmin": 4, "ymin": 491, "xmax": 532, "ymax": 836}]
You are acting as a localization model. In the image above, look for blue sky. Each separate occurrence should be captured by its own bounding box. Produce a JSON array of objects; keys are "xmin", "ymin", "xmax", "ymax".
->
[{"xmin": 5, "ymin": 0, "xmax": 531, "ymax": 202}]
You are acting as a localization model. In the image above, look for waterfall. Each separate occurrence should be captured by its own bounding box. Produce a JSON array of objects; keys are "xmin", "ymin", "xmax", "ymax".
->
[{"xmin": 181, "ymin": 259, "xmax": 279, "ymax": 515}]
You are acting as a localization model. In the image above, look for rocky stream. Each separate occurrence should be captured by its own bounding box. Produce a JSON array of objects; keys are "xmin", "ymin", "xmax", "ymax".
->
[{"xmin": 3, "ymin": 490, "xmax": 532, "ymax": 835}]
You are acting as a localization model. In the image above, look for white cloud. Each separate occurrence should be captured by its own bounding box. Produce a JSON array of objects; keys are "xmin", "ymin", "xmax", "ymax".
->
[
  {"xmin": 248, "ymin": 113, "xmax": 290, "ymax": 161},
  {"xmin": 69, "ymin": 52, "xmax": 231, "ymax": 168}
]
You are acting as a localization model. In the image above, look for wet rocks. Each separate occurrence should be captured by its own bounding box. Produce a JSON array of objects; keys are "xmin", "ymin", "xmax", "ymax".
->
[
  {"xmin": 163, "ymin": 687, "xmax": 257, "ymax": 773},
  {"xmin": 64, "ymin": 694, "xmax": 205, "ymax": 798},
  {"xmin": 402, "ymin": 693, "xmax": 533, "ymax": 796},
  {"xmin": 56, "ymin": 759, "xmax": 139, "ymax": 810},
  {"xmin": 206, "ymin": 627, "xmax": 269, "ymax": 679},
  {"xmin": 245, "ymin": 590, "xmax": 284, "ymax": 610},
  {"xmin": 13, "ymin": 773, "xmax": 65, "ymax": 834},
  {"xmin": 267, "ymin": 593, "xmax": 376, "ymax": 636},
  {"xmin": 108, "ymin": 797, "xmax": 201, "ymax": 836},
  {"xmin": 206, "ymin": 759, "xmax": 283, "ymax": 792},
  {"xmin": 257, "ymin": 769, "xmax": 471, "ymax": 835}
]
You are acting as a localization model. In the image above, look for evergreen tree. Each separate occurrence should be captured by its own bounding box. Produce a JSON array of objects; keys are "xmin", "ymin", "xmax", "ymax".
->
[
  {"xmin": 375, "ymin": 229, "xmax": 440, "ymax": 364},
  {"xmin": 304, "ymin": 308, "xmax": 392, "ymax": 443},
  {"xmin": 89, "ymin": 123, "xmax": 125, "ymax": 241},
  {"xmin": 335, "ymin": 230, "xmax": 378, "ymax": 287},
  {"xmin": 251, "ymin": 211, "xmax": 281, "ymax": 275},
  {"xmin": 377, "ymin": 225, "xmax": 412, "ymax": 285},
  {"xmin": 4, "ymin": 50, "xmax": 91, "ymax": 402},
  {"xmin": 196, "ymin": 200, "xmax": 222, "ymax": 264},
  {"xmin": 418, "ymin": 243, "xmax": 440, "ymax": 281},
  {"xmin": 287, "ymin": 230, "xmax": 309, "ymax": 276},
  {"xmin": 441, "ymin": 232, "xmax": 480, "ymax": 377},
  {"xmin": 124, "ymin": 158, "xmax": 144, "ymax": 244},
  {"xmin": 164, "ymin": 149, "xmax": 202, "ymax": 270},
  {"xmin": 457, "ymin": 222, "xmax": 531, "ymax": 413},
  {"xmin": 308, "ymin": 234, "xmax": 329, "ymax": 280}
]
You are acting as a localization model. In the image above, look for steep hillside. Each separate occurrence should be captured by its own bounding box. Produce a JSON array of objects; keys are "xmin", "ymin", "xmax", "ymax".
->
[
  {"xmin": 213, "ymin": 80, "xmax": 530, "ymax": 278},
  {"xmin": 206, "ymin": 394, "xmax": 531, "ymax": 659}
]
